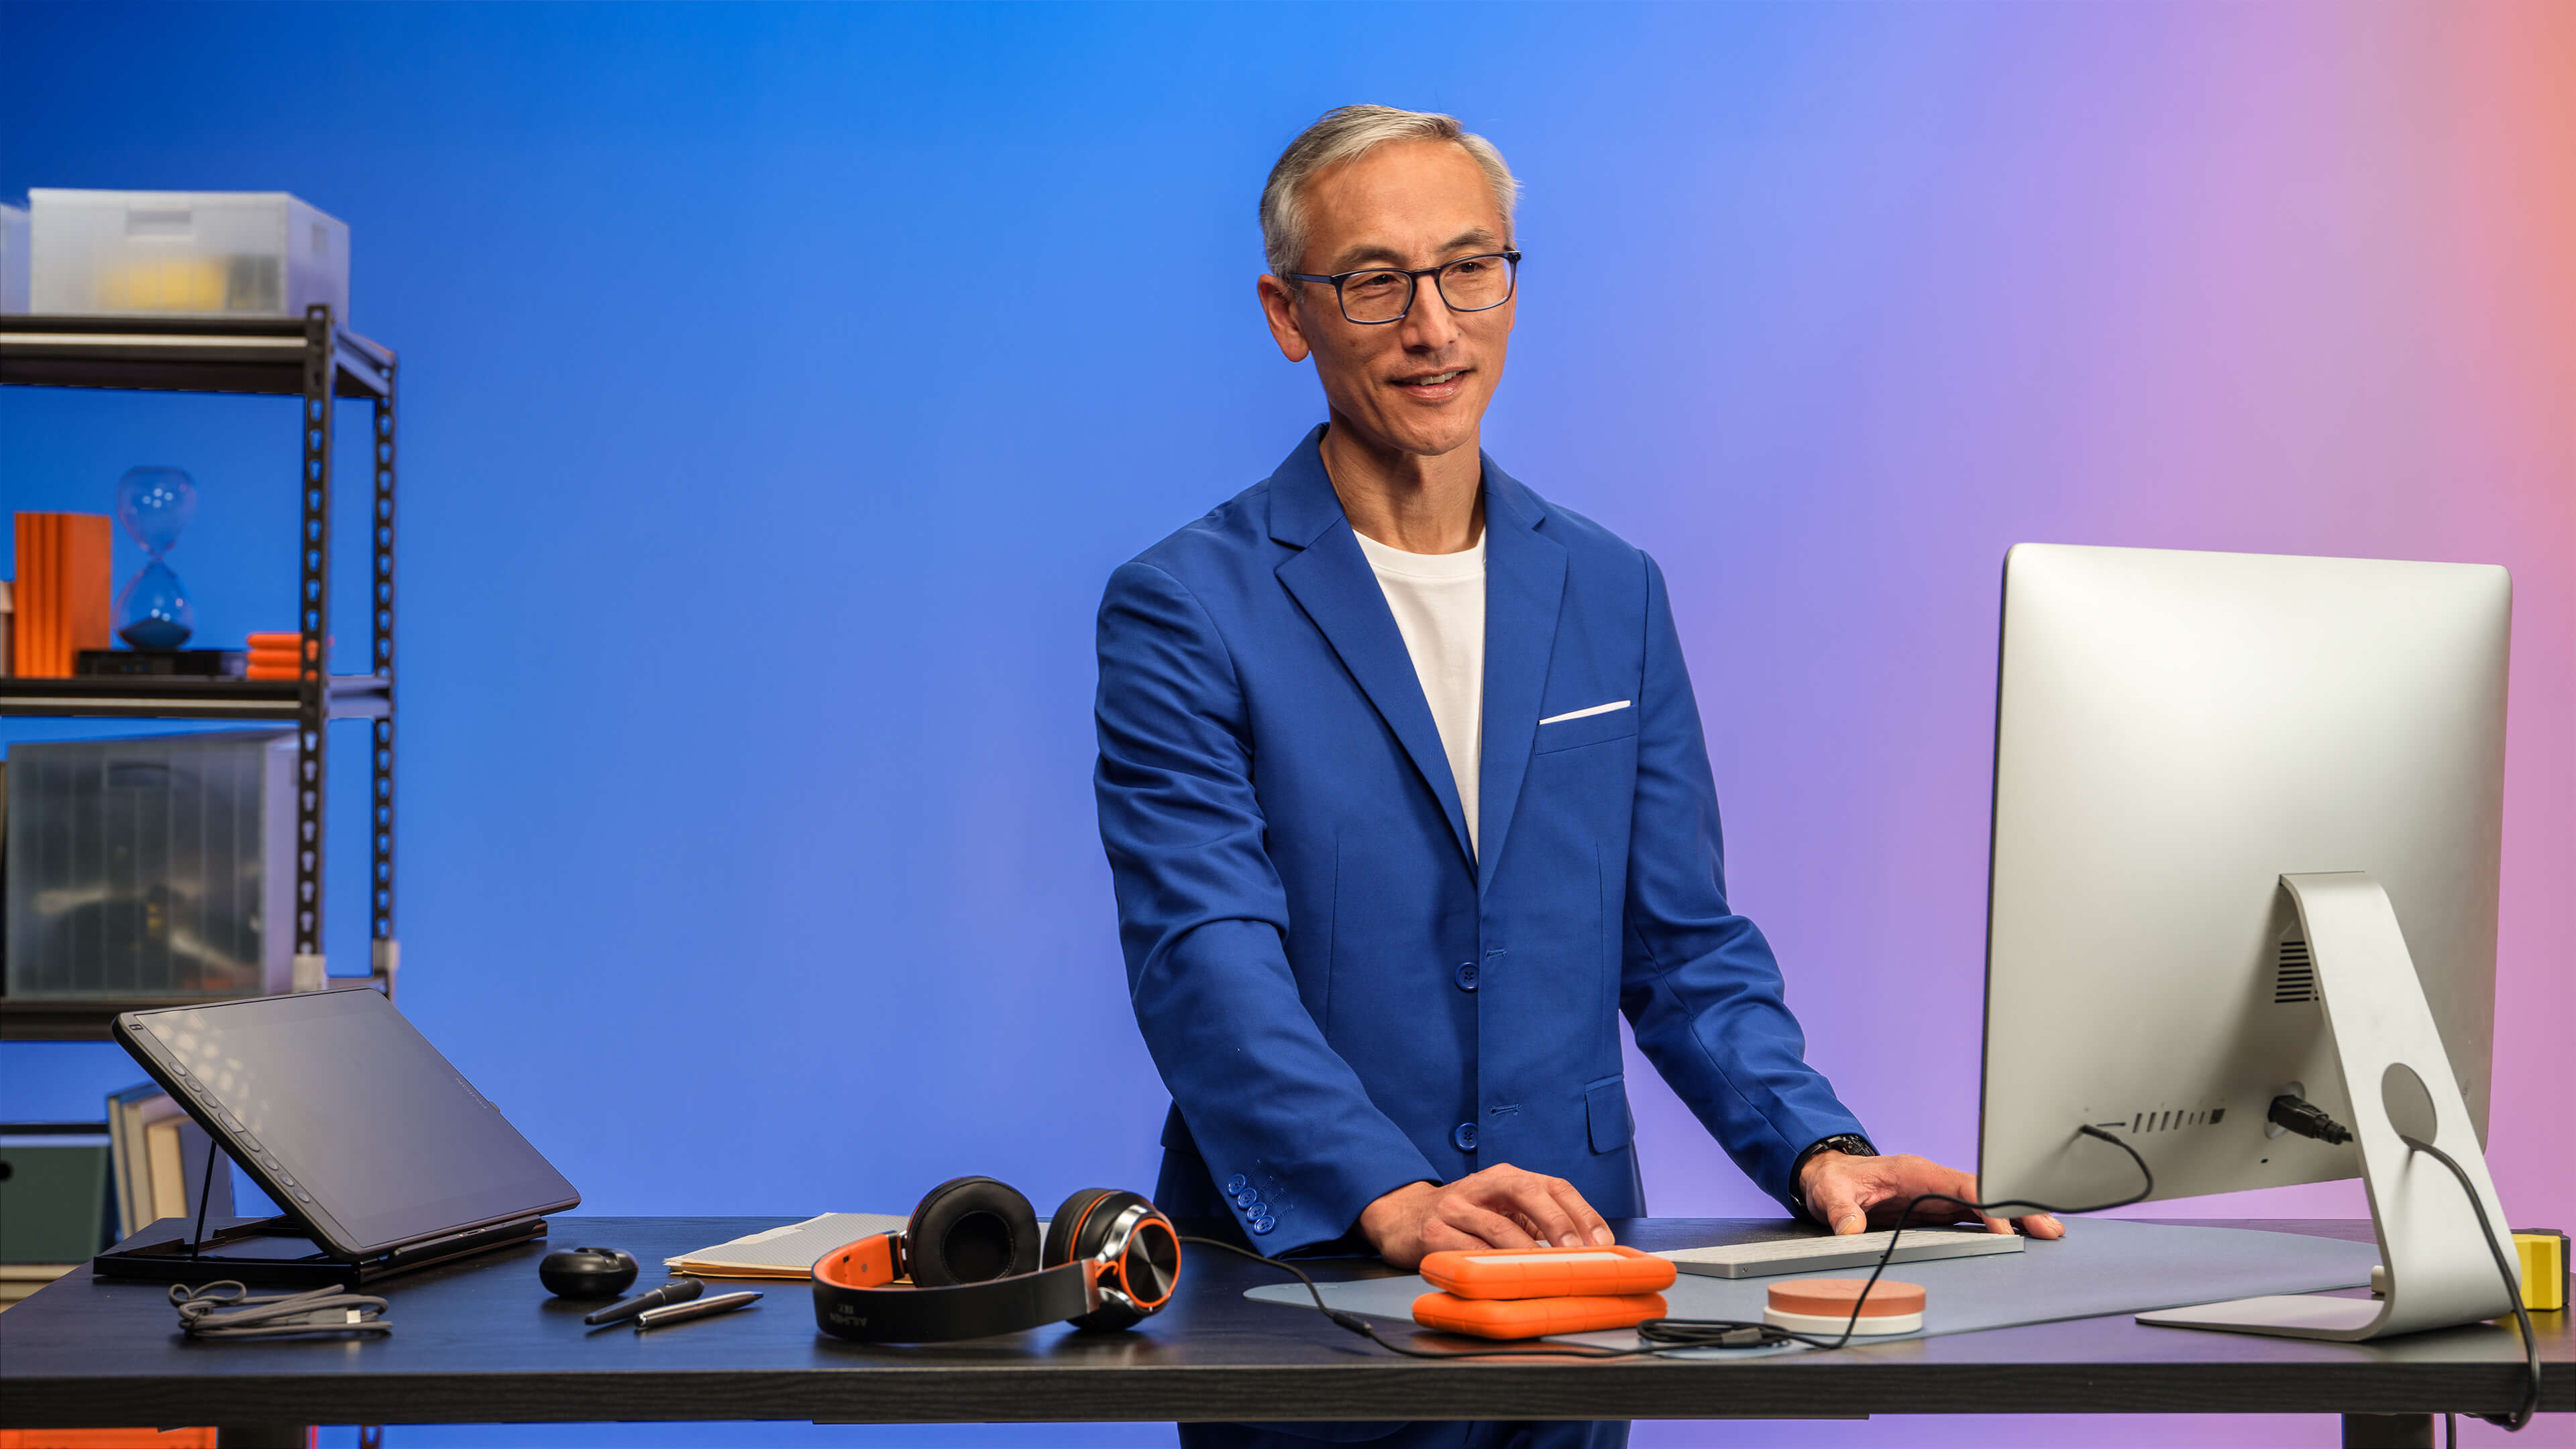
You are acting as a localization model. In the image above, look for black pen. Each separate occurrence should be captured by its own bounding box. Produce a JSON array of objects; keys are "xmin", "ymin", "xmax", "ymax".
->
[
  {"xmin": 584, "ymin": 1278, "xmax": 704, "ymax": 1326},
  {"xmin": 635, "ymin": 1289, "xmax": 761, "ymax": 1330}
]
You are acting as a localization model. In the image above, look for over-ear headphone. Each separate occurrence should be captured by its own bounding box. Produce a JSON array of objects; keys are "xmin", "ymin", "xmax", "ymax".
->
[{"xmin": 810, "ymin": 1177, "xmax": 1181, "ymax": 1342}]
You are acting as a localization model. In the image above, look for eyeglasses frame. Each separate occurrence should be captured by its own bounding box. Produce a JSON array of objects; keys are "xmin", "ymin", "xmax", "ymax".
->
[{"xmin": 1283, "ymin": 250, "xmax": 1522, "ymax": 325}]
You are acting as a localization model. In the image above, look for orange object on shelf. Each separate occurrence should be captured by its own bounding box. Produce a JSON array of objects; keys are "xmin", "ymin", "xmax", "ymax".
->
[
  {"xmin": 9, "ymin": 512, "xmax": 113, "ymax": 676},
  {"xmin": 244, "ymin": 631, "xmax": 329, "ymax": 676}
]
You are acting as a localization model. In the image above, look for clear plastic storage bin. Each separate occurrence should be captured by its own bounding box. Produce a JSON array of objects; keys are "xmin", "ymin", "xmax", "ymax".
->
[
  {"xmin": 28, "ymin": 190, "xmax": 349, "ymax": 323},
  {"xmin": 4, "ymin": 731, "xmax": 299, "ymax": 1000},
  {"xmin": 0, "ymin": 203, "xmax": 28, "ymax": 313}
]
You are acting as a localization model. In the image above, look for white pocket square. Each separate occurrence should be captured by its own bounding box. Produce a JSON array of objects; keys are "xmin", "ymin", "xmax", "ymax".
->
[{"xmin": 1538, "ymin": 700, "xmax": 1632, "ymax": 725}]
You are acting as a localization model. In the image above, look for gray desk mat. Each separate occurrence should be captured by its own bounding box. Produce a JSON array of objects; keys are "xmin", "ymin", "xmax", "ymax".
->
[{"xmin": 1246, "ymin": 1220, "xmax": 2377, "ymax": 1356}]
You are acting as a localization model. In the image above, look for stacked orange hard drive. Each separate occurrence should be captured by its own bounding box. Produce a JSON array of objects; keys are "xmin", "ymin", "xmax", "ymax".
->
[
  {"xmin": 246, "ymin": 631, "xmax": 319, "ymax": 681},
  {"xmin": 1411, "ymin": 1245, "xmax": 1677, "ymax": 1340}
]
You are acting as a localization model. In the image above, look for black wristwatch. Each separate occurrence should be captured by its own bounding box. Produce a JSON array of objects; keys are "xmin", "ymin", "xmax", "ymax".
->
[{"xmin": 1788, "ymin": 1134, "xmax": 1877, "ymax": 1216}]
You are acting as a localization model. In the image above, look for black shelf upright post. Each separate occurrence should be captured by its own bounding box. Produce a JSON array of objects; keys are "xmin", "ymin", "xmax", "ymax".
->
[
  {"xmin": 369, "ymin": 350, "xmax": 398, "ymax": 1000},
  {"xmin": 294, "ymin": 305, "xmax": 335, "ymax": 991}
]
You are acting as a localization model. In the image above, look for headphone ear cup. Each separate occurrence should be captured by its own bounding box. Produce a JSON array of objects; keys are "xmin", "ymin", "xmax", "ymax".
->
[
  {"xmin": 1046, "ymin": 1189, "xmax": 1177, "ymax": 1331},
  {"xmin": 906, "ymin": 1177, "xmax": 1040, "ymax": 1287},
  {"xmin": 1042, "ymin": 1189, "xmax": 1121, "ymax": 1270}
]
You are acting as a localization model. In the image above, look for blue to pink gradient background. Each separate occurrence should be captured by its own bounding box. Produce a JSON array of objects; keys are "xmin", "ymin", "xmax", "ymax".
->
[{"xmin": 3, "ymin": 4, "xmax": 2568, "ymax": 1444}]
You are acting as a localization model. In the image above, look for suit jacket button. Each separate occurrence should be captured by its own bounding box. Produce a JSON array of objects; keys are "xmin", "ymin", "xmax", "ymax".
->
[
  {"xmin": 1225, "ymin": 1174, "xmax": 1248, "ymax": 1195},
  {"xmin": 1250, "ymin": 1217, "xmax": 1276, "ymax": 1235},
  {"xmin": 1454, "ymin": 962, "xmax": 1479, "ymax": 991},
  {"xmin": 1454, "ymin": 1122, "xmax": 1478, "ymax": 1151}
]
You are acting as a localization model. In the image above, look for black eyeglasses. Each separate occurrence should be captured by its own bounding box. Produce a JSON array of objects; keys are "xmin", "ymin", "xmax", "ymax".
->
[{"xmin": 1285, "ymin": 250, "xmax": 1521, "ymax": 325}]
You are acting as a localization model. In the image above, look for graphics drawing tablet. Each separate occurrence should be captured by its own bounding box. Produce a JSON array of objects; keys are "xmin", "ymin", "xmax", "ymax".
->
[{"xmin": 113, "ymin": 987, "xmax": 580, "ymax": 1261}]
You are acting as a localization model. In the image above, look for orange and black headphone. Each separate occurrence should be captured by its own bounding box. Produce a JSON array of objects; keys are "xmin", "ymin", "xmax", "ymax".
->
[{"xmin": 810, "ymin": 1177, "xmax": 1181, "ymax": 1342}]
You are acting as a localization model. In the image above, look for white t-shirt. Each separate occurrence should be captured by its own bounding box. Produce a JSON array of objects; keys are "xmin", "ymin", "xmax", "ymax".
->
[{"xmin": 1352, "ymin": 527, "xmax": 1487, "ymax": 857}]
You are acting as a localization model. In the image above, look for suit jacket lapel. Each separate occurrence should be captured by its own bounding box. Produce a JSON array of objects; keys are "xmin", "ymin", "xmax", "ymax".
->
[
  {"xmin": 1269, "ymin": 429, "xmax": 1475, "ymax": 871},
  {"xmin": 1474, "ymin": 460, "xmax": 1567, "ymax": 896}
]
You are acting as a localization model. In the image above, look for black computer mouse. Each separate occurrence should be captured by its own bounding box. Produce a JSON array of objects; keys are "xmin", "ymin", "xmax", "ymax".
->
[{"xmin": 540, "ymin": 1246, "xmax": 640, "ymax": 1298}]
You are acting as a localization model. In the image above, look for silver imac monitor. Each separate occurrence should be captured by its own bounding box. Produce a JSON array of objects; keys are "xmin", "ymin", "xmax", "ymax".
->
[{"xmin": 1976, "ymin": 542, "xmax": 2517, "ymax": 1342}]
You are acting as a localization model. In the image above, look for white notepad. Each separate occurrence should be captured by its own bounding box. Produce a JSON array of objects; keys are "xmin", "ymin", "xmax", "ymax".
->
[{"xmin": 666, "ymin": 1212, "xmax": 910, "ymax": 1279}]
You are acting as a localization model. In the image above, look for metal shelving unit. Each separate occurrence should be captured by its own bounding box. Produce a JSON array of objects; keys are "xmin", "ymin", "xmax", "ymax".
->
[{"xmin": 0, "ymin": 310, "xmax": 398, "ymax": 1040}]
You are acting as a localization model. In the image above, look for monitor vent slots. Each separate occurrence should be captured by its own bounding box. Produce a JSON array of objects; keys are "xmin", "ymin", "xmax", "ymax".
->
[
  {"xmin": 2126, "ymin": 1106, "xmax": 2225, "ymax": 1134},
  {"xmin": 2274, "ymin": 938, "xmax": 2318, "ymax": 1004}
]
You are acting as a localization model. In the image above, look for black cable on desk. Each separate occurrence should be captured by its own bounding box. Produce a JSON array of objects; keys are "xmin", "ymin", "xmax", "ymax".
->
[
  {"xmin": 1193, "ymin": 1123, "xmax": 2155, "ymax": 1361},
  {"xmin": 2398, "ymin": 1134, "xmax": 2540, "ymax": 1433},
  {"xmin": 1179, "ymin": 1237, "xmax": 1635, "ymax": 1359}
]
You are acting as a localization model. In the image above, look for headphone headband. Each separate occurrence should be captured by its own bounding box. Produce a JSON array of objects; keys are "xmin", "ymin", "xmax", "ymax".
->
[
  {"xmin": 810, "ymin": 1184, "xmax": 1179, "ymax": 1343},
  {"xmin": 813, "ymin": 1233, "xmax": 1098, "ymax": 1342}
]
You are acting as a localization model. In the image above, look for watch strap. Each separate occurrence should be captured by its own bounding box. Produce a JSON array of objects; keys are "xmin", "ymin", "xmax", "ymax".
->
[{"xmin": 1787, "ymin": 1134, "xmax": 1878, "ymax": 1218}]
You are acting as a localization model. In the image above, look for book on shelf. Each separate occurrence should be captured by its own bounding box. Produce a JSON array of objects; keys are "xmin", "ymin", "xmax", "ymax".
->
[
  {"xmin": 0, "ymin": 1262, "xmax": 81, "ymax": 1309},
  {"xmin": 105, "ymin": 1083, "xmax": 232, "ymax": 1240},
  {"xmin": 0, "ymin": 1126, "xmax": 112, "ymax": 1265},
  {"xmin": 8, "ymin": 513, "xmax": 113, "ymax": 678}
]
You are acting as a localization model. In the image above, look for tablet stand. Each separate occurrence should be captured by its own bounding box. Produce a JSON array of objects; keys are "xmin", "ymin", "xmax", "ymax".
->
[
  {"xmin": 2139, "ymin": 872, "xmax": 2516, "ymax": 1340},
  {"xmin": 97, "ymin": 1139, "xmax": 544, "ymax": 1289},
  {"xmin": 187, "ymin": 1130, "xmax": 223, "ymax": 1256}
]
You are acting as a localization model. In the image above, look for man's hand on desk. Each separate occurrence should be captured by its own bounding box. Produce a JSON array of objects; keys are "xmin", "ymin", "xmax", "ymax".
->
[
  {"xmin": 1799, "ymin": 1150, "xmax": 2065, "ymax": 1240},
  {"xmin": 1358, "ymin": 1164, "xmax": 1617, "ymax": 1270}
]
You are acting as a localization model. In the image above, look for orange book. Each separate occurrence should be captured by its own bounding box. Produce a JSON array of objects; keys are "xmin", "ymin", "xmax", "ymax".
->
[
  {"xmin": 9, "ymin": 514, "xmax": 40, "ymax": 674},
  {"xmin": 60, "ymin": 513, "xmax": 112, "ymax": 665},
  {"xmin": 44, "ymin": 514, "xmax": 65, "ymax": 674},
  {"xmin": 19, "ymin": 513, "xmax": 51, "ymax": 674},
  {"xmin": 10, "ymin": 512, "xmax": 112, "ymax": 676}
]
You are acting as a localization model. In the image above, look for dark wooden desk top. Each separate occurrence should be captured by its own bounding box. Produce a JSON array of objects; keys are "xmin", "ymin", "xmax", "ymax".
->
[{"xmin": 3, "ymin": 1217, "xmax": 2565, "ymax": 1428}]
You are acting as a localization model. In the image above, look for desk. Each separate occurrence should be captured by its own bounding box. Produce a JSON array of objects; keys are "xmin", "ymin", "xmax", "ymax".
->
[{"xmin": 3, "ymin": 1218, "xmax": 2565, "ymax": 1443}]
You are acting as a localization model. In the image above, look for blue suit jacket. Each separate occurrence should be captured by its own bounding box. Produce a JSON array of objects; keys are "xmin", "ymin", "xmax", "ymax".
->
[{"xmin": 1095, "ymin": 427, "xmax": 1866, "ymax": 1252}]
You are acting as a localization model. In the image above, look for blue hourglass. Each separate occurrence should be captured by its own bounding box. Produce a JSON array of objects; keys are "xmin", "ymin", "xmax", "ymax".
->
[{"xmin": 115, "ymin": 466, "xmax": 199, "ymax": 650}]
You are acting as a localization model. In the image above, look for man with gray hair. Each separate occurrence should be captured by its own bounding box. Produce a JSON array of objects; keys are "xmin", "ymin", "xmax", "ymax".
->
[{"xmin": 1095, "ymin": 105, "xmax": 2054, "ymax": 1449}]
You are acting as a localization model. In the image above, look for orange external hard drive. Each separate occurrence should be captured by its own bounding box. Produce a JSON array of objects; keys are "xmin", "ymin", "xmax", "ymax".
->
[
  {"xmin": 1411, "ymin": 1291, "xmax": 1670, "ymax": 1340},
  {"xmin": 1417, "ymin": 1245, "xmax": 1677, "ymax": 1300}
]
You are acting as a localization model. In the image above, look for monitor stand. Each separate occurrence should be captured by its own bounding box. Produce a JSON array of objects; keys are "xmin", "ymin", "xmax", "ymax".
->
[{"xmin": 2137, "ymin": 871, "xmax": 2515, "ymax": 1340}]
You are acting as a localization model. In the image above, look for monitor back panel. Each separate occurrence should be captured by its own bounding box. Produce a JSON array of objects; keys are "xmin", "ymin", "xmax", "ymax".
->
[{"xmin": 1979, "ymin": 543, "xmax": 2507, "ymax": 1207}]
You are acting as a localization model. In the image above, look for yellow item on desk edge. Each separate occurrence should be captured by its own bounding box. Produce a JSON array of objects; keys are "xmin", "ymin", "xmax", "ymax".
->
[{"xmin": 2513, "ymin": 1228, "xmax": 2566, "ymax": 1313}]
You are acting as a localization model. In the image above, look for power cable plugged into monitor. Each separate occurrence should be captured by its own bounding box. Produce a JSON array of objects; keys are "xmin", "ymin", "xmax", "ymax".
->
[
  {"xmin": 2267, "ymin": 1093, "xmax": 2355, "ymax": 1146},
  {"xmin": 1197, "ymin": 1123, "xmax": 2157, "ymax": 1361}
]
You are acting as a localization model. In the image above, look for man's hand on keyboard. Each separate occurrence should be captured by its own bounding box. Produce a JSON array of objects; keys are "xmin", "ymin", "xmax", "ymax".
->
[{"xmin": 1799, "ymin": 1151, "xmax": 2066, "ymax": 1241}]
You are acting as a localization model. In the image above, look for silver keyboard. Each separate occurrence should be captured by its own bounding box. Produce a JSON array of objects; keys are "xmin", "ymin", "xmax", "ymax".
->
[{"xmin": 1656, "ymin": 1228, "xmax": 2025, "ymax": 1279}]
